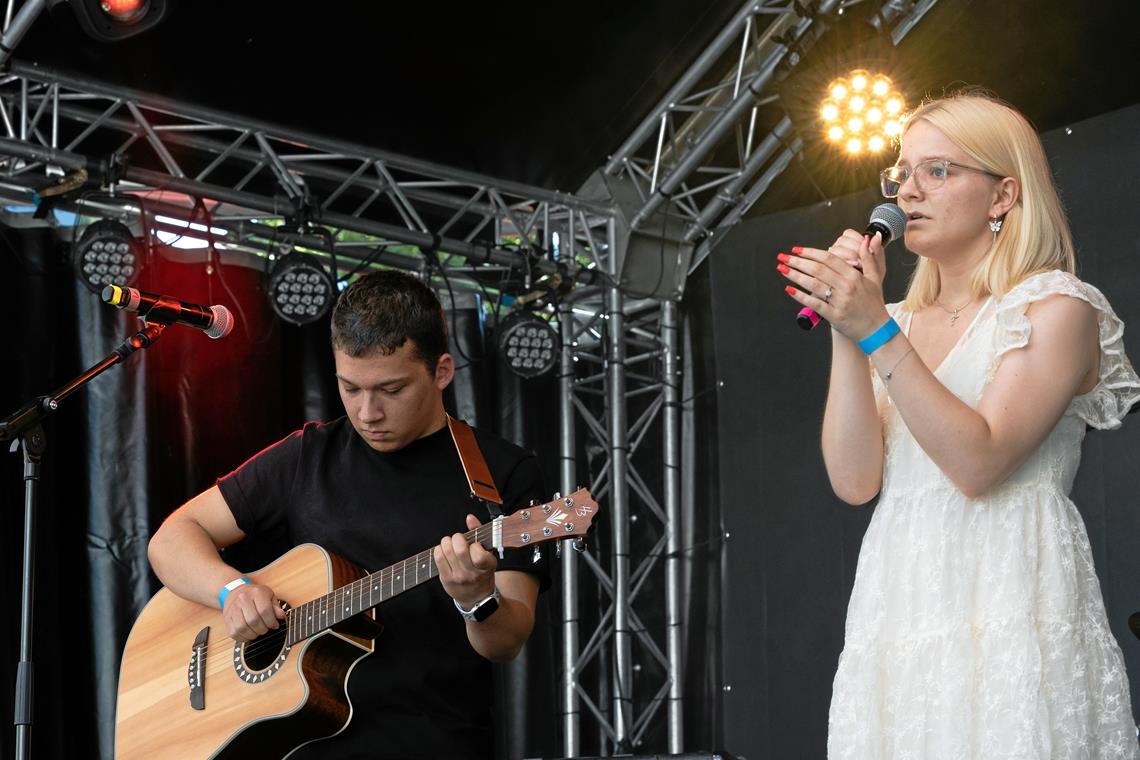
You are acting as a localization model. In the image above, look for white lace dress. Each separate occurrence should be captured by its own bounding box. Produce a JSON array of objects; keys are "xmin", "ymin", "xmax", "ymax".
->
[{"xmin": 828, "ymin": 271, "xmax": 1140, "ymax": 759}]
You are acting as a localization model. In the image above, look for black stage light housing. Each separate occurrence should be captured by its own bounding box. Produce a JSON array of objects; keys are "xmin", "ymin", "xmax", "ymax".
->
[
  {"xmin": 73, "ymin": 218, "xmax": 142, "ymax": 294},
  {"xmin": 496, "ymin": 309, "xmax": 560, "ymax": 379},
  {"xmin": 266, "ymin": 251, "xmax": 335, "ymax": 326},
  {"xmin": 51, "ymin": 0, "xmax": 173, "ymax": 42}
]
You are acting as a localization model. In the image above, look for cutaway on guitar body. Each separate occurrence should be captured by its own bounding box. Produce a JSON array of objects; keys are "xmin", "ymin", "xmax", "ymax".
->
[{"xmin": 114, "ymin": 544, "xmax": 377, "ymax": 760}]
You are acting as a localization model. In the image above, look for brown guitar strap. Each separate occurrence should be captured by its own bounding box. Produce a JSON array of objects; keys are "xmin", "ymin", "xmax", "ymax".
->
[{"xmin": 446, "ymin": 415, "xmax": 504, "ymax": 516}]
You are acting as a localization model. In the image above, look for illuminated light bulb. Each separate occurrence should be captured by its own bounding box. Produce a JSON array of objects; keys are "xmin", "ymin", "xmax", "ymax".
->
[
  {"xmin": 849, "ymin": 95, "xmax": 866, "ymax": 112},
  {"xmin": 885, "ymin": 96, "xmax": 903, "ymax": 115},
  {"xmin": 827, "ymin": 125, "xmax": 845, "ymax": 142},
  {"xmin": 850, "ymin": 70, "xmax": 869, "ymax": 91},
  {"xmin": 871, "ymin": 78, "xmax": 891, "ymax": 97},
  {"xmin": 884, "ymin": 119, "xmax": 902, "ymax": 136},
  {"xmin": 821, "ymin": 102, "xmax": 840, "ymax": 121},
  {"xmin": 847, "ymin": 117, "xmax": 864, "ymax": 133},
  {"xmin": 846, "ymin": 137, "xmax": 863, "ymax": 154},
  {"xmin": 829, "ymin": 80, "xmax": 849, "ymax": 101},
  {"xmin": 866, "ymin": 107, "xmax": 883, "ymax": 124},
  {"xmin": 868, "ymin": 135, "xmax": 886, "ymax": 152}
]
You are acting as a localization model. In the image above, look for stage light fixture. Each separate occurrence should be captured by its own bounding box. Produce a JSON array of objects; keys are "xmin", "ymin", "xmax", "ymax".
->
[
  {"xmin": 49, "ymin": 0, "xmax": 172, "ymax": 42},
  {"xmin": 103, "ymin": 0, "xmax": 148, "ymax": 23},
  {"xmin": 266, "ymin": 251, "xmax": 334, "ymax": 325},
  {"xmin": 821, "ymin": 71, "xmax": 906, "ymax": 156},
  {"xmin": 497, "ymin": 310, "xmax": 560, "ymax": 379},
  {"xmin": 73, "ymin": 219, "xmax": 143, "ymax": 294}
]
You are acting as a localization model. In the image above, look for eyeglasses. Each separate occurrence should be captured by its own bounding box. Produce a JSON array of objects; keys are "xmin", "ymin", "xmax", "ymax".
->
[{"xmin": 880, "ymin": 159, "xmax": 1004, "ymax": 198}]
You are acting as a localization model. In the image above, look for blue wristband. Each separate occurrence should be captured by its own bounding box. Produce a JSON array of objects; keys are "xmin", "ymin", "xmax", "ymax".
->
[
  {"xmin": 218, "ymin": 577, "xmax": 251, "ymax": 609},
  {"xmin": 858, "ymin": 318, "xmax": 900, "ymax": 355}
]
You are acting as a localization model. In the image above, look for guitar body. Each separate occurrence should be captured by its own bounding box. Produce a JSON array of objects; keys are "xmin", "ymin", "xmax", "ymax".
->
[{"xmin": 115, "ymin": 544, "xmax": 378, "ymax": 760}]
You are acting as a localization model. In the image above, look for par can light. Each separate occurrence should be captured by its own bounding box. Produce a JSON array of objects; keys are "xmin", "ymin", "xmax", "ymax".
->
[
  {"xmin": 73, "ymin": 219, "xmax": 142, "ymax": 294},
  {"xmin": 266, "ymin": 251, "xmax": 334, "ymax": 325},
  {"xmin": 497, "ymin": 309, "xmax": 560, "ymax": 379}
]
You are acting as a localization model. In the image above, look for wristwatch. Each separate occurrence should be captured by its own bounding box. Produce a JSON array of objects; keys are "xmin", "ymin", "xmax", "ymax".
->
[{"xmin": 453, "ymin": 586, "xmax": 501, "ymax": 622}]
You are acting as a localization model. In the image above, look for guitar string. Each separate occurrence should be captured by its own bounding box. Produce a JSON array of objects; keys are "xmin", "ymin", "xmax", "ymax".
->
[
  {"xmin": 192, "ymin": 495, "xmax": 587, "ymax": 669},
  {"xmin": 192, "ymin": 524, "xmax": 494, "ymax": 668}
]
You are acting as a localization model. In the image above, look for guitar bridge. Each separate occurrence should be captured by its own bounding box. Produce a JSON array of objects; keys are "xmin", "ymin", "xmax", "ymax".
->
[{"xmin": 187, "ymin": 626, "xmax": 209, "ymax": 710}]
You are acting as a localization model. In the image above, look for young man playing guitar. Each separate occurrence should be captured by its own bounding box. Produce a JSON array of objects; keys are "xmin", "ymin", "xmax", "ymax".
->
[{"xmin": 145, "ymin": 269, "xmax": 550, "ymax": 759}]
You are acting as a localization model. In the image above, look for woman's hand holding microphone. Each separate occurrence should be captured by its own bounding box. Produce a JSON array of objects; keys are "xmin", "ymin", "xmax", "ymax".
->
[{"xmin": 778, "ymin": 228, "xmax": 892, "ymax": 344}]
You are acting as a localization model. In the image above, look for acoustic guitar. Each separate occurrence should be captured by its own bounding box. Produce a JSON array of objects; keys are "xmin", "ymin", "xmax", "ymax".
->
[{"xmin": 114, "ymin": 488, "xmax": 598, "ymax": 759}]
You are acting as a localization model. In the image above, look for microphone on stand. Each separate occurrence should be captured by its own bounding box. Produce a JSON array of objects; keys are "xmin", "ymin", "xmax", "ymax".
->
[
  {"xmin": 796, "ymin": 203, "xmax": 908, "ymax": 331},
  {"xmin": 102, "ymin": 284, "xmax": 235, "ymax": 339}
]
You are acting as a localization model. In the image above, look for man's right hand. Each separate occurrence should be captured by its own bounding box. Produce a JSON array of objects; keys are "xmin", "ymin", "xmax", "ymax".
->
[{"xmin": 222, "ymin": 582, "xmax": 286, "ymax": 641}]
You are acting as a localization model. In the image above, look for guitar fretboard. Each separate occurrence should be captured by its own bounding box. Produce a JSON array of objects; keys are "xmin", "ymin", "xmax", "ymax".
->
[{"xmin": 284, "ymin": 523, "xmax": 495, "ymax": 645}]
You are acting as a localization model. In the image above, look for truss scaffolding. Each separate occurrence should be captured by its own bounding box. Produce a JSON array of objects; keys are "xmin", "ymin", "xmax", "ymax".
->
[{"xmin": 0, "ymin": 0, "xmax": 937, "ymax": 754}]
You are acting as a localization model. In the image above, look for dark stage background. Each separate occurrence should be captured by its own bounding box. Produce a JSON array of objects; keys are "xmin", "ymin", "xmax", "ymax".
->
[{"xmin": 711, "ymin": 102, "xmax": 1140, "ymax": 757}]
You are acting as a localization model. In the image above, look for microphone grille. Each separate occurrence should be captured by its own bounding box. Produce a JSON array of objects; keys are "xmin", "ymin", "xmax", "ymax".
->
[
  {"xmin": 206, "ymin": 305, "xmax": 235, "ymax": 340},
  {"xmin": 870, "ymin": 203, "xmax": 907, "ymax": 243}
]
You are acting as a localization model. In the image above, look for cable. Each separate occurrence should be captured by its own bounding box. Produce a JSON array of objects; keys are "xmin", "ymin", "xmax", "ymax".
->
[{"xmin": 423, "ymin": 249, "xmax": 477, "ymax": 371}]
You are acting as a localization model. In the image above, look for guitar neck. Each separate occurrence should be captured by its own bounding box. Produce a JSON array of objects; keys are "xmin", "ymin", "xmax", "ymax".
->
[{"xmin": 285, "ymin": 521, "xmax": 498, "ymax": 645}]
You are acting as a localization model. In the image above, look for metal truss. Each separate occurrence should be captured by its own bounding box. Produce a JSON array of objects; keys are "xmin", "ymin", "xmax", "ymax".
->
[
  {"xmin": 0, "ymin": 60, "xmax": 614, "ymax": 283},
  {"xmin": 562, "ymin": 0, "xmax": 938, "ymax": 754},
  {"xmin": 557, "ymin": 278, "xmax": 683, "ymax": 756},
  {"xmin": 602, "ymin": 0, "xmax": 841, "ymax": 280},
  {"xmin": 600, "ymin": 0, "xmax": 938, "ymax": 277}
]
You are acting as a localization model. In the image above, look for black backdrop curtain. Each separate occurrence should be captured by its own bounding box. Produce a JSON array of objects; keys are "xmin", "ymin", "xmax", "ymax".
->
[{"xmin": 709, "ymin": 102, "xmax": 1140, "ymax": 758}]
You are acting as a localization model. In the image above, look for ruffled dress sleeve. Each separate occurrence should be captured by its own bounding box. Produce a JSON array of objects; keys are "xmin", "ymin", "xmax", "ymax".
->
[{"xmin": 987, "ymin": 269, "xmax": 1140, "ymax": 429}]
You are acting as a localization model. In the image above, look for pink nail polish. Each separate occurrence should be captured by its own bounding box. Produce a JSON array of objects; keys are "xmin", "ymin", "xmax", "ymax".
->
[
  {"xmin": 777, "ymin": 263, "xmax": 790, "ymax": 274},
  {"xmin": 777, "ymin": 253, "xmax": 790, "ymax": 263},
  {"xmin": 791, "ymin": 246, "xmax": 804, "ymax": 254},
  {"xmin": 797, "ymin": 307, "xmax": 821, "ymax": 328}
]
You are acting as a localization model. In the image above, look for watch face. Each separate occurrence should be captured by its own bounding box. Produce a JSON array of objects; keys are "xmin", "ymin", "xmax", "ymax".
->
[{"xmin": 472, "ymin": 594, "xmax": 500, "ymax": 622}]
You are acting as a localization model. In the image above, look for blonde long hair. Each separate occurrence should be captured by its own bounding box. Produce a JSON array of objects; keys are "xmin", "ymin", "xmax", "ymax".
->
[{"xmin": 900, "ymin": 92, "xmax": 1076, "ymax": 311}]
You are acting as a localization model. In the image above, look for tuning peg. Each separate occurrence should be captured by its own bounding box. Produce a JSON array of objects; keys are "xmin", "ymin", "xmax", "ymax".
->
[
  {"xmin": 553, "ymin": 491, "xmax": 561, "ymax": 500},
  {"xmin": 532, "ymin": 546, "xmax": 542, "ymax": 564},
  {"xmin": 555, "ymin": 542, "xmax": 563, "ymax": 559},
  {"xmin": 572, "ymin": 537, "xmax": 586, "ymax": 553}
]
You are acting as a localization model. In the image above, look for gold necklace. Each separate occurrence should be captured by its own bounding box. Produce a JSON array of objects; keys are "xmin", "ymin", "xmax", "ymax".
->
[{"xmin": 934, "ymin": 297, "xmax": 972, "ymax": 325}]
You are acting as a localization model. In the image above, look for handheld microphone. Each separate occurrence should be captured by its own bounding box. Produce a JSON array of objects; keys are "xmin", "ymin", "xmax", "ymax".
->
[
  {"xmin": 102, "ymin": 284, "xmax": 235, "ymax": 339},
  {"xmin": 795, "ymin": 203, "xmax": 907, "ymax": 331}
]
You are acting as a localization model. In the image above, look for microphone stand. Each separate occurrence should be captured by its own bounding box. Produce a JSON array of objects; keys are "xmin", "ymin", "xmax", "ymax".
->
[{"xmin": 1, "ymin": 319, "xmax": 167, "ymax": 760}]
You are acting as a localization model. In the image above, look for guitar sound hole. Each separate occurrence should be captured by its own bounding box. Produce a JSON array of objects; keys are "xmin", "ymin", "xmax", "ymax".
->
[
  {"xmin": 242, "ymin": 632, "xmax": 286, "ymax": 671},
  {"xmin": 231, "ymin": 601, "xmax": 293, "ymax": 683}
]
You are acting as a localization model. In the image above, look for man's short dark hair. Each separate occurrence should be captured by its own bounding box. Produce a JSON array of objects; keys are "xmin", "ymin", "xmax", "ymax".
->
[{"xmin": 330, "ymin": 269, "xmax": 448, "ymax": 371}]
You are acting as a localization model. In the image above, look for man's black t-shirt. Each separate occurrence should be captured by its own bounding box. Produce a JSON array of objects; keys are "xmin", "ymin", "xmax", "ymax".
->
[{"xmin": 217, "ymin": 418, "xmax": 549, "ymax": 760}]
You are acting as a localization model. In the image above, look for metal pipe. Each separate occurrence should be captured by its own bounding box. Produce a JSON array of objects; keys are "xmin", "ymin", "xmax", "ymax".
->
[
  {"xmin": 683, "ymin": 115, "xmax": 793, "ymax": 244},
  {"xmin": 559, "ymin": 296, "xmax": 580, "ymax": 758},
  {"xmin": 606, "ymin": 214, "xmax": 633, "ymax": 749},
  {"xmin": 0, "ymin": 0, "xmax": 45, "ymax": 67},
  {"xmin": 661, "ymin": 300, "xmax": 684, "ymax": 751}
]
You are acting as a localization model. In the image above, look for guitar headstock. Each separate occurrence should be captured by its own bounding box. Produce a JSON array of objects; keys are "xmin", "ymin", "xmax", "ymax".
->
[{"xmin": 498, "ymin": 488, "xmax": 598, "ymax": 550}]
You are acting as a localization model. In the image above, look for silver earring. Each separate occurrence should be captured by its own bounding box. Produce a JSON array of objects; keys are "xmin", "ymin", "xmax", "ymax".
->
[{"xmin": 988, "ymin": 217, "xmax": 1003, "ymax": 233}]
